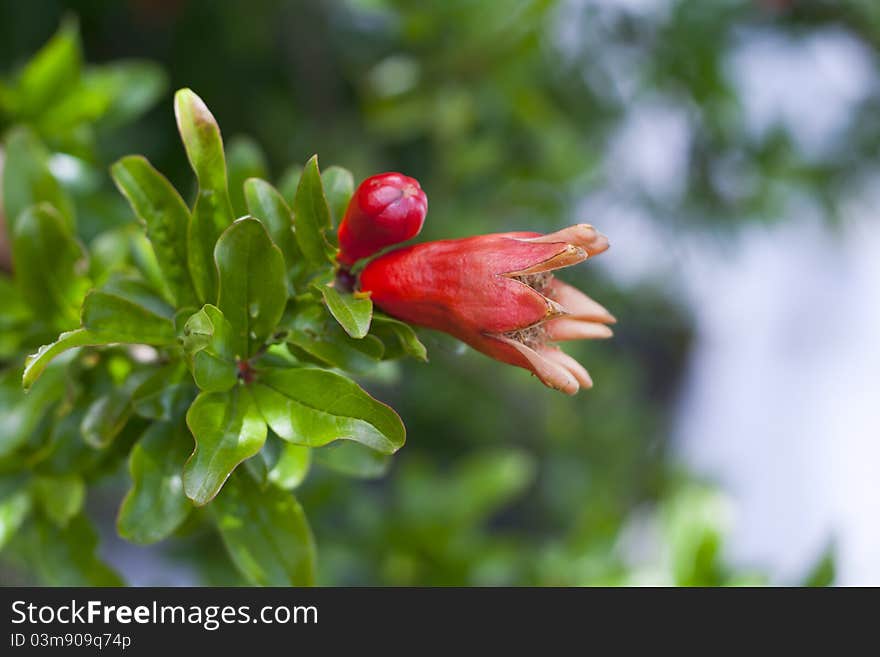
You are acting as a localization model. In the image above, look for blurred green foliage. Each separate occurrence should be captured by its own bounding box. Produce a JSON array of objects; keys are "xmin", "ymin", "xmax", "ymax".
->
[{"xmin": 1, "ymin": 0, "xmax": 864, "ymax": 585}]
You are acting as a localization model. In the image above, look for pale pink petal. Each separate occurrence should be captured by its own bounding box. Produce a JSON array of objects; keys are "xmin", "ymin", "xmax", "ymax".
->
[
  {"xmin": 519, "ymin": 224, "xmax": 610, "ymax": 256},
  {"xmin": 493, "ymin": 335, "xmax": 580, "ymax": 394},
  {"xmin": 548, "ymin": 280, "xmax": 616, "ymax": 324},
  {"xmin": 540, "ymin": 347, "xmax": 593, "ymax": 389},
  {"xmin": 545, "ymin": 317, "xmax": 614, "ymax": 341}
]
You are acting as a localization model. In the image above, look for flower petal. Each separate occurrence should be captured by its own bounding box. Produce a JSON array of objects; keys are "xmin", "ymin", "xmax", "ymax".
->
[
  {"xmin": 519, "ymin": 224, "xmax": 610, "ymax": 256},
  {"xmin": 492, "ymin": 335, "xmax": 580, "ymax": 394},
  {"xmin": 547, "ymin": 279, "xmax": 616, "ymax": 324},
  {"xmin": 540, "ymin": 347, "xmax": 593, "ymax": 389},
  {"xmin": 544, "ymin": 317, "xmax": 614, "ymax": 341}
]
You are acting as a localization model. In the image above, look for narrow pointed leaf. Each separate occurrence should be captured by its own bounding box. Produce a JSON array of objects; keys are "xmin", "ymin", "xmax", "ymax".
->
[
  {"xmin": 215, "ymin": 218, "xmax": 287, "ymax": 357},
  {"xmin": 16, "ymin": 18, "xmax": 82, "ymax": 117},
  {"xmin": 0, "ymin": 488, "xmax": 31, "ymax": 550},
  {"xmin": 243, "ymin": 177, "xmax": 300, "ymax": 272},
  {"xmin": 321, "ymin": 165, "xmax": 354, "ymax": 228},
  {"xmin": 110, "ymin": 155, "xmax": 197, "ymax": 307},
  {"xmin": 118, "ymin": 421, "xmax": 193, "ymax": 544},
  {"xmin": 183, "ymin": 387, "xmax": 267, "ymax": 505},
  {"xmin": 253, "ymin": 367, "xmax": 405, "ymax": 454},
  {"xmin": 175, "ymin": 88, "xmax": 234, "ymax": 303},
  {"xmin": 292, "ymin": 155, "xmax": 335, "ymax": 265},
  {"xmin": 81, "ymin": 390, "xmax": 132, "ymax": 448}
]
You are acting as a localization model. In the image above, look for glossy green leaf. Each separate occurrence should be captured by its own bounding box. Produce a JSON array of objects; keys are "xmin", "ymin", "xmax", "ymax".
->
[
  {"xmin": 284, "ymin": 302, "xmax": 384, "ymax": 374},
  {"xmin": 371, "ymin": 313, "xmax": 428, "ymax": 361},
  {"xmin": 81, "ymin": 290, "xmax": 177, "ymax": 344},
  {"xmin": 183, "ymin": 305, "xmax": 238, "ymax": 392},
  {"xmin": 183, "ymin": 387, "xmax": 267, "ymax": 505},
  {"xmin": 2, "ymin": 127, "xmax": 75, "ymax": 232},
  {"xmin": 32, "ymin": 474, "xmax": 85, "ymax": 527},
  {"xmin": 277, "ymin": 165, "xmax": 302, "ymax": 205},
  {"xmin": 118, "ymin": 421, "xmax": 193, "ymax": 544},
  {"xmin": 215, "ymin": 218, "xmax": 288, "ymax": 357},
  {"xmin": 111, "ymin": 155, "xmax": 197, "ymax": 307},
  {"xmin": 253, "ymin": 367, "xmax": 405, "ymax": 454},
  {"xmin": 22, "ymin": 329, "xmax": 93, "ymax": 391},
  {"xmin": 131, "ymin": 362, "xmax": 192, "ymax": 421},
  {"xmin": 11, "ymin": 203, "xmax": 87, "ymax": 328},
  {"xmin": 100, "ymin": 275, "xmax": 175, "ymax": 318},
  {"xmin": 317, "ymin": 284, "xmax": 373, "ymax": 338},
  {"xmin": 0, "ymin": 488, "xmax": 31, "ymax": 550},
  {"xmin": 314, "ymin": 441, "xmax": 390, "ymax": 479},
  {"xmin": 243, "ymin": 177, "xmax": 301, "ymax": 274},
  {"xmin": 292, "ymin": 155, "xmax": 335, "ymax": 266},
  {"xmin": 81, "ymin": 390, "xmax": 132, "ymax": 448},
  {"xmin": 268, "ymin": 442, "xmax": 312, "ymax": 489},
  {"xmin": 175, "ymin": 88, "xmax": 234, "ymax": 303},
  {"xmin": 321, "ymin": 165, "xmax": 354, "ymax": 227},
  {"xmin": 1, "ymin": 364, "xmax": 65, "ymax": 459},
  {"xmin": 211, "ymin": 472, "xmax": 315, "ymax": 586},
  {"xmin": 227, "ymin": 136, "xmax": 269, "ymax": 216},
  {"xmin": 15, "ymin": 18, "xmax": 82, "ymax": 119},
  {"xmin": 87, "ymin": 59, "xmax": 167, "ymax": 128},
  {"xmin": 15, "ymin": 514, "xmax": 123, "ymax": 586}
]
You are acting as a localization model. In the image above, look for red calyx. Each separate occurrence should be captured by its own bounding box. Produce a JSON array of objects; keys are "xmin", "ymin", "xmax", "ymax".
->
[{"xmin": 337, "ymin": 172, "xmax": 427, "ymax": 267}]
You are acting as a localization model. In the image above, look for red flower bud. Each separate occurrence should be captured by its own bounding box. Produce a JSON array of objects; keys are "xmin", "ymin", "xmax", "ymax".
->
[
  {"xmin": 337, "ymin": 172, "xmax": 428, "ymax": 267},
  {"xmin": 359, "ymin": 224, "xmax": 614, "ymax": 394}
]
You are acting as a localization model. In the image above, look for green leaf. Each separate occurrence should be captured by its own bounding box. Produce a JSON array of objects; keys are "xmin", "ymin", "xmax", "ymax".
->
[
  {"xmin": 1, "ymin": 364, "xmax": 65, "ymax": 459},
  {"xmin": 215, "ymin": 218, "xmax": 288, "ymax": 357},
  {"xmin": 81, "ymin": 290, "xmax": 177, "ymax": 344},
  {"xmin": 277, "ymin": 165, "xmax": 303, "ymax": 205},
  {"xmin": 211, "ymin": 472, "xmax": 315, "ymax": 586},
  {"xmin": 131, "ymin": 362, "xmax": 192, "ymax": 421},
  {"xmin": 268, "ymin": 442, "xmax": 312, "ymax": 489},
  {"xmin": 15, "ymin": 514, "xmax": 123, "ymax": 586},
  {"xmin": 314, "ymin": 441, "xmax": 390, "ymax": 479},
  {"xmin": 227, "ymin": 136, "xmax": 269, "ymax": 216},
  {"xmin": 321, "ymin": 166, "xmax": 354, "ymax": 227},
  {"xmin": 183, "ymin": 305, "xmax": 238, "ymax": 393},
  {"xmin": 2, "ymin": 127, "xmax": 75, "ymax": 232},
  {"xmin": 32, "ymin": 474, "xmax": 85, "ymax": 527},
  {"xmin": 292, "ymin": 155, "xmax": 335, "ymax": 266},
  {"xmin": 15, "ymin": 18, "xmax": 82, "ymax": 119},
  {"xmin": 252, "ymin": 367, "xmax": 405, "ymax": 454},
  {"xmin": 22, "ymin": 329, "xmax": 92, "ymax": 391},
  {"xmin": 175, "ymin": 88, "xmax": 234, "ymax": 303},
  {"xmin": 371, "ymin": 313, "xmax": 428, "ymax": 361},
  {"xmin": 81, "ymin": 390, "xmax": 132, "ymax": 448},
  {"xmin": 0, "ymin": 488, "xmax": 31, "ymax": 550},
  {"xmin": 244, "ymin": 178, "xmax": 301, "ymax": 277},
  {"xmin": 284, "ymin": 303, "xmax": 384, "ymax": 374},
  {"xmin": 317, "ymin": 284, "xmax": 373, "ymax": 338},
  {"xmin": 118, "ymin": 421, "xmax": 193, "ymax": 544},
  {"xmin": 111, "ymin": 155, "xmax": 197, "ymax": 307},
  {"xmin": 11, "ymin": 203, "xmax": 87, "ymax": 328},
  {"xmin": 85, "ymin": 59, "xmax": 167, "ymax": 128},
  {"xmin": 183, "ymin": 387, "xmax": 267, "ymax": 505}
]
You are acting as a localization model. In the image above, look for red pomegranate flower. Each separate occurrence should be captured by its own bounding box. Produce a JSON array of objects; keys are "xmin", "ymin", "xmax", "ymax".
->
[
  {"xmin": 359, "ymin": 224, "xmax": 614, "ymax": 394},
  {"xmin": 337, "ymin": 172, "xmax": 428, "ymax": 267}
]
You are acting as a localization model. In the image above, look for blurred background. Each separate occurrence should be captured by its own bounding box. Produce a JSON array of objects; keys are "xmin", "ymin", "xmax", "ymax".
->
[{"xmin": 1, "ymin": 0, "xmax": 878, "ymax": 585}]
